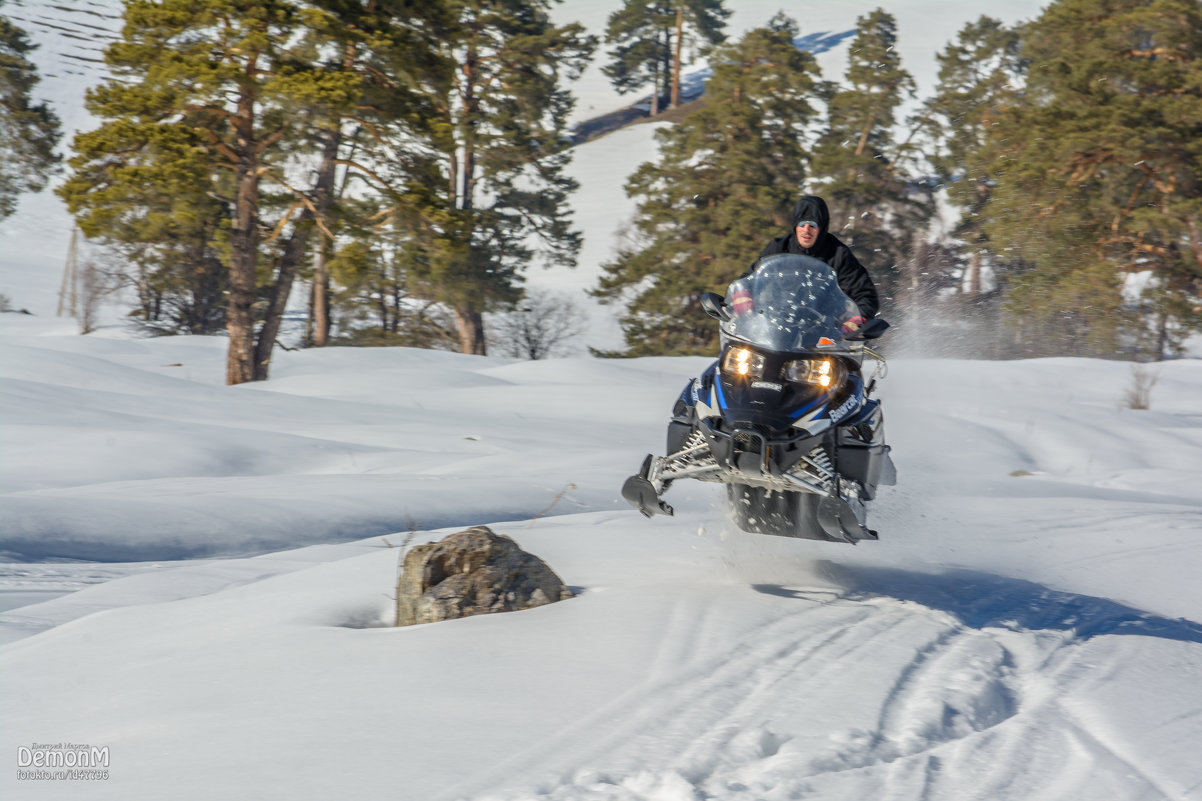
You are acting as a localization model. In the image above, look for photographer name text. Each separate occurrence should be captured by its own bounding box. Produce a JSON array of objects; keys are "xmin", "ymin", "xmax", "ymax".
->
[{"xmin": 16, "ymin": 743, "xmax": 110, "ymax": 781}]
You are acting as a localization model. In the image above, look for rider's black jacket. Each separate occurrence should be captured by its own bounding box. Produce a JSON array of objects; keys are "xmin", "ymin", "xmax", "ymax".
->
[{"xmin": 754, "ymin": 195, "xmax": 880, "ymax": 319}]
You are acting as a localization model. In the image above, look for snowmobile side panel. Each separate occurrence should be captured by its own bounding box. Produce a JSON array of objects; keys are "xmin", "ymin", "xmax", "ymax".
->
[{"xmin": 837, "ymin": 442, "xmax": 891, "ymax": 500}]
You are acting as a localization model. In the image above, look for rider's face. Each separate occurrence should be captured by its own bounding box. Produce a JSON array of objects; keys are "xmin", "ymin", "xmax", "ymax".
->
[{"xmin": 794, "ymin": 222, "xmax": 819, "ymax": 248}]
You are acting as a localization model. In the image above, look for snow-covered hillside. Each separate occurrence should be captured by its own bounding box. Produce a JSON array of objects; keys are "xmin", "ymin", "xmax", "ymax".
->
[{"xmin": 5, "ymin": 2, "xmax": 1202, "ymax": 799}]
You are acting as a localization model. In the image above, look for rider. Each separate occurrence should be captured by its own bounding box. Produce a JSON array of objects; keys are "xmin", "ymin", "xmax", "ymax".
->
[{"xmin": 753, "ymin": 194, "xmax": 879, "ymax": 335}]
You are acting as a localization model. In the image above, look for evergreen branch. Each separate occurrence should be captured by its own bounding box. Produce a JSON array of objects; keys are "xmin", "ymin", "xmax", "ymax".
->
[
  {"xmin": 255, "ymin": 126, "xmax": 289, "ymax": 156},
  {"xmin": 373, "ymin": 211, "xmax": 398, "ymax": 232},
  {"xmin": 258, "ymin": 171, "xmax": 335, "ymax": 241},
  {"xmin": 359, "ymin": 62, "xmax": 398, "ymax": 89},
  {"xmin": 333, "ymin": 157, "xmax": 394, "ymax": 195},
  {"xmin": 1120, "ymin": 47, "xmax": 1182, "ymax": 61},
  {"xmin": 1101, "ymin": 234, "xmax": 1171, "ymax": 260},
  {"xmin": 1063, "ymin": 150, "xmax": 1113, "ymax": 185},
  {"xmin": 191, "ymin": 125, "xmax": 239, "ymax": 165},
  {"xmin": 183, "ymin": 103, "xmax": 240, "ymax": 126},
  {"xmin": 263, "ymin": 200, "xmax": 303, "ymax": 245},
  {"xmin": 1113, "ymin": 175, "xmax": 1152, "ymax": 233},
  {"xmin": 1137, "ymin": 161, "xmax": 1179, "ymax": 196},
  {"xmin": 346, "ymin": 114, "xmax": 389, "ymax": 147}
]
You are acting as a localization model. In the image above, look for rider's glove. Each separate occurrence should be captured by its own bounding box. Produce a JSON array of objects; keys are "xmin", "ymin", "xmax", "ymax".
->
[
  {"xmin": 841, "ymin": 315, "xmax": 867, "ymax": 335},
  {"xmin": 731, "ymin": 288, "xmax": 753, "ymax": 315}
]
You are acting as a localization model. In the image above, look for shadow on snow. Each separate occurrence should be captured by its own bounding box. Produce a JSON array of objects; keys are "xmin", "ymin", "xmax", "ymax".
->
[{"xmin": 755, "ymin": 562, "xmax": 1202, "ymax": 646}]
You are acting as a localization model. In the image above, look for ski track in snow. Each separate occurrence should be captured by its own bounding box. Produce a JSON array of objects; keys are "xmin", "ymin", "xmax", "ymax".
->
[{"xmin": 444, "ymin": 549, "xmax": 1202, "ymax": 801}]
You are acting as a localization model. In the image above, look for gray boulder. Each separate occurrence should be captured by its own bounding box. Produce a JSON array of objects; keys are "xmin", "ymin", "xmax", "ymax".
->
[{"xmin": 395, "ymin": 526, "xmax": 573, "ymax": 627}]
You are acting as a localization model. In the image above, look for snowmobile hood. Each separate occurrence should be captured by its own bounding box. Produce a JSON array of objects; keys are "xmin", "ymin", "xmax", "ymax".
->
[{"xmin": 790, "ymin": 195, "xmax": 830, "ymax": 237}]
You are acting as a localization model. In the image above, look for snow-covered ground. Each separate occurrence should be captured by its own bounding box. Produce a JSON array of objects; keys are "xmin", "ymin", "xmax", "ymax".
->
[
  {"xmin": 5, "ymin": 2, "xmax": 1202, "ymax": 799},
  {"xmin": 3, "ymin": 312, "xmax": 1201, "ymax": 800}
]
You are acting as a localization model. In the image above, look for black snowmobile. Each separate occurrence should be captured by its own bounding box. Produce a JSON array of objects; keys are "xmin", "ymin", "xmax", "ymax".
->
[{"xmin": 621, "ymin": 253, "xmax": 896, "ymax": 543}]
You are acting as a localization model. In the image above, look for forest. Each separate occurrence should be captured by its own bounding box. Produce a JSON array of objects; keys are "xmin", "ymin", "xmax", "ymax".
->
[{"xmin": 2, "ymin": 0, "xmax": 1199, "ymax": 382}]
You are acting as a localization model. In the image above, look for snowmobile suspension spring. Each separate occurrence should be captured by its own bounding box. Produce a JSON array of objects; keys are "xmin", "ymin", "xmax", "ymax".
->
[{"xmin": 801, "ymin": 447, "xmax": 835, "ymax": 480}]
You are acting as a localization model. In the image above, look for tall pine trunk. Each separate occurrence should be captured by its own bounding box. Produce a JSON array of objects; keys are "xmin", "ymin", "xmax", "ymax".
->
[
  {"xmin": 1156, "ymin": 313, "xmax": 1169, "ymax": 361},
  {"xmin": 252, "ymin": 38, "xmax": 356, "ymax": 376},
  {"xmin": 967, "ymin": 250, "xmax": 981, "ymax": 295},
  {"xmin": 312, "ymin": 242, "xmax": 331, "ymax": 347},
  {"xmin": 670, "ymin": 6, "xmax": 684, "ymax": 108},
  {"xmin": 449, "ymin": 43, "xmax": 486, "ymax": 355},
  {"xmin": 456, "ymin": 304, "xmax": 486, "ymax": 354},
  {"xmin": 226, "ymin": 88, "xmax": 261, "ymax": 386},
  {"xmin": 650, "ymin": 58, "xmax": 660, "ymax": 116},
  {"xmin": 252, "ymin": 124, "xmax": 342, "ymax": 378}
]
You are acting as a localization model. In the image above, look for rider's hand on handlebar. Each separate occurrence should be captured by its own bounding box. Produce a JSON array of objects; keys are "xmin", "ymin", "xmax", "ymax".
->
[{"xmin": 841, "ymin": 315, "xmax": 867, "ymax": 335}]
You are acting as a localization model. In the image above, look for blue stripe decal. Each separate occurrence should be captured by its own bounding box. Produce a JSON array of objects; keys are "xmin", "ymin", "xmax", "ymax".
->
[
  {"xmin": 714, "ymin": 368, "xmax": 728, "ymax": 410},
  {"xmin": 789, "ymin": 395, "xmax": 827, "ymax": 418}
]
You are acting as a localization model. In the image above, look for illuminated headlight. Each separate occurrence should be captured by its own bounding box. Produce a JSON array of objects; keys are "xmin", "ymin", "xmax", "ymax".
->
[
  {"xmin": 783, "ymin": 358, "xmax": 846, "ymax": 389},
  {"xmin": 721, "ymin": 347, "xmax": 767, "ymax": 379}
]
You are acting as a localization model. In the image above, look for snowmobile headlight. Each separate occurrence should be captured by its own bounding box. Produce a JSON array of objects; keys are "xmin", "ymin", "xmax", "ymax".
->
[
  {"xmin": 783, "ymin": 357, "xmax": 846, "ymax": 389},
  {"xmin": 721, "ymin": 347, "xmax": 767, "ymax": 379}
]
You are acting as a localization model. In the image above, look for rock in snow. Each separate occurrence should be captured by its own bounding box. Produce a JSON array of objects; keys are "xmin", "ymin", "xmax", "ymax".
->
[{"xmin": 395, "ymin": 526, "xmax": 573, "ymax": 626}]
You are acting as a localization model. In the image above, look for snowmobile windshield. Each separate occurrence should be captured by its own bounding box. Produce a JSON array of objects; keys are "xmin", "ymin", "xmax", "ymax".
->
[{"xmin": 722, "ymin": 254, "xmax": 862, "ymax": 354}]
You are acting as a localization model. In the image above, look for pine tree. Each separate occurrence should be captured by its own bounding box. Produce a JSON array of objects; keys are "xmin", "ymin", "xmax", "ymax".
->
[
  {"xmin": 922, "ymin": 16, "xmax": 1025, "ymax": 296},
  {"xmin": 59, "ymin": 120, "xmax": 229, "ymax": 333},
  {"xmin": 257, "ymin": 0, "xmax": 448, "ymax": 353},
  {"xmin": 61, "ymin": 1, "xmax": 324, "ymax": 381},
  {"xmin": 810, "ymin": 8, "xmax": 927, "ymax": 314},
  {"xmin": 59, "ymin": 0, "xmax": 436, "ymax": 381},
  {"xmin": 0, "ymin": 3, "xmax": 61, "ymax": 220},
  {"xmin": 324, "ymin": 233, "xmax": 458, "ymax": 349},
  {"xmin": 602, "ymin": 0, "xmax": 728, "ymax": 116},
  {"xmin": 983, "ymin": 0, "xmax": 1202, "ymax": 357},
  {"xmin": 401, "ymin": 0, "xmax": 596, "ymax": 355},
  {"xmin": 902, "ymin": 17, "xmax": 1028, "ymax": 356},
  {"xmin": 594, "ymin": 15, "xmax": 821, "ymax": 356}
]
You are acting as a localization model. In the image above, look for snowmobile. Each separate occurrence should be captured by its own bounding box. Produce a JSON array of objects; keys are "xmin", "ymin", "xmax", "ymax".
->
[{"xmin": 621, "ymin": 253, "xmax": 896, "ymax": 543}]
